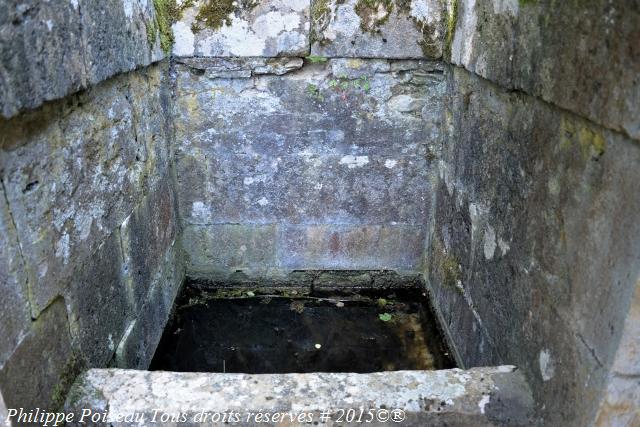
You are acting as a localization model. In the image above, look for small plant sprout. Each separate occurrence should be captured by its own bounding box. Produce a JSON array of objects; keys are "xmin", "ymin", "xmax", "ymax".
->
[
  {"xmin": 379, "ymin": 313, "xmax": 392, "ymax": 322},
  {"xmin": 306, "ymin": 84, "xmax": 324, "ymax": 102},
  {"xmin": 306, "ymin": 55, "xmax": 328, "ymax": 63}
]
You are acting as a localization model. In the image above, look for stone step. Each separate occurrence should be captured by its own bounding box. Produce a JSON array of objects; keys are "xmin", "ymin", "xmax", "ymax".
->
[{"xmin": 64, "ymin": 366, "xmax": 534, "ymax": 426}]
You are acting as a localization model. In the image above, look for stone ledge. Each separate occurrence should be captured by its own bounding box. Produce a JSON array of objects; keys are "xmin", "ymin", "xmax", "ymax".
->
[
  {"xmin": 65, "ymin": 366, "xmax": 534, "ymax": 426},
  {"xmin": 0, "ymin": 0, "xmax": 164, "ymax": 119}
]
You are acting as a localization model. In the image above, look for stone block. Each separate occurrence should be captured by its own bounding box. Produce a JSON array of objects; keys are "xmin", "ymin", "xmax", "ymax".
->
[
  {"xmin": 81, "ymin": 0, "xmax": 163, "ymax": 86},
  {"xmin": 0, "ymin": 0, "xmax": 163, "ymax": 119},
  {"xmin": 594, "ymin": 375, "xmax": 640, "ymax": 427},
  {"xmin": 178, "ymin": 152, "xmax": 433, "ymax": 226},
  {"xmin": 65, "ymin": 231, "xmax": 130, "ymax": 368},
  {"xmin": 608, "ymin": 280, "xmax": 640, "ymax": 377},
  {"xmin": 0, "ymin": 0, "xmax": 86, "ymax": 118},
  {"xmin": 65, "ymin": 366, "xmax": 535, "ymax": 426},
  {"xmin": 311, "ymin": 0, "xmax": 445, "ymax": 58},
  {"xmin": 0, "ymin": 391, "xmax": 7, "ymax": 425},
  {"xmin": 594, "ymin": 280, "xmax": 640, "ymax": 426},
  {"xmin": 113, "ymin": 243, "xmax": 183, "ymax": 369},
  {"xmin": 183, "ymin": 224, "xmax": 278, "ymax": 275},
  {"xmin": 278, "ymin": 224, "xmax": 426, "ymax": 270},
  {"xmin": 0, "ymin": 299, "xmax": 79, "ymax": 412},
  {"xmin": 449, "ymin": 0, "xmax": 640, "ymax": 141},
  {"xmin": 121, "ymin": 177, "xmax": 178, "ymax": 311},
  {"xmin": 171, "ymin": 0, "xmax": 310, "ymax": 57},
  {"xmin": 0, "ymin": 184, "xmax": 30, "ymax": 369},
  {"xmin": 0, "ymin": 65, "xmax": 170, "ymax": 316}
]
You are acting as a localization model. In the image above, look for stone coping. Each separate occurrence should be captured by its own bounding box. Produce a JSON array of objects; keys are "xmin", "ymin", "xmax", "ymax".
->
[{"xmin": 64, "ymin": 366, "xmax": 534, "ymax": 426}]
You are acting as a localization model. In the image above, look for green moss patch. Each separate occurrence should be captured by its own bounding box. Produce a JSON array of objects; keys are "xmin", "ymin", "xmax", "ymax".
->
[
  {"xmin": 148, "ymin": 0, "xmax": 183, "ymax": 54},
  {"xmin": 191, "ymin": 0, "xmax": 259, "ymax": 33},
  {"xmin": 444, "ymin": 0, "xmax": 458, "ymax": 58}
]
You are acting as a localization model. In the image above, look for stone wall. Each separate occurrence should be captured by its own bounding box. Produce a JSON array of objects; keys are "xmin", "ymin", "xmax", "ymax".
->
[
  {"xmin": 426, "ymin": 0, "xmax": 640, "ymax": 425},
  {"xmin": 174, "ymin": 57, "xmax": 444, "ymax": 277},
  {"xmin": 0, "ymin": 12, "xmax": 182, "ymax": 415},
  {"xmin": 427, "ymin": 65, "xmax": 640, "ymax": 426},
  {"xmin": 0, "ymin": 62, "xmax": 183, "ymax": 412},
  {"xmin": 171, "ymin": 0, "xmax": 447, "ymax": 278},
  {"xmin": 0, "ymin": 0, "xmax": 638, "ymax": 424}
]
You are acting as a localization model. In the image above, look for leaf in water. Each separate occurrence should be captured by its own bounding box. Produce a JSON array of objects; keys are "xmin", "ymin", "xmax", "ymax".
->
[
  {"xmin": 246, "ymin": 291, "xmax": 255, "ymax": 297},
  {"xmin": 379, "ymin": 313, "xmax": 392, "ymax": 322},
  {"xmin": 377, "ymin": 298, "xmax": 388, "ymax": 307}
]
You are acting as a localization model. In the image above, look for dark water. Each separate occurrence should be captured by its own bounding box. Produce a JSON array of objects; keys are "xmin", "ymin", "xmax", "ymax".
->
[{"xmin": 150, "ymin": 284, "xmax": 455, "ymax": 373}]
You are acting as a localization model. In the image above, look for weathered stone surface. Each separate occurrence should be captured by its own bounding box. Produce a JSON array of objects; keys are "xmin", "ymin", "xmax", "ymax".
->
[
  {"xmin": 65, "ymin": 366, "xmax": 534, "ymax": 426},
  {"xmin": 177, "ymin": 56, "xmax": 305, "ymax": 77},
  {"xmin": 183, "ymin": 224, "xmax": 278, "ymax": 274},
  {"xmin": 279, "ymin": 224, "xmax": 427, "ymax": 270},
  {"xmin": 113, "ymin": 242, "xmax": 183, "ymax": 369},
  {"xmin": 65, "ymin": 230, "xmax": 130, "ymax": 368},
  {"xmin": 427, "ymin": 66, "xmax": 640, "ymax": 426},
  {"xmin": 0, "ymin": 299, "xmax": 78, "ymax": 412},
  {"xmin": 188, "ymin": 269, "xmax": 424, "ymax": 291},
  {"xmin": 172, "ymin": 0, "xmax": 310, "ymax": 57},
  {"xmin": 183, "ymin": 223, "xmax": 426, "ymax": 275},
  {"xmin": 449, "ymin": 0, "xmax": 640, "ymax": 141},
  {"xmin": 174, "ymin": 57, "xmax": 443, "ymax": 273},
  {"xmin": 311, "ymin": 0, "xmax": 445, "ymax": 58},
  {"xmin": 0, "ymin": 0, "xmax": 163, "ymax": 119},
  {"xmin": 174, "ymin": 58, "xmax": 443, "ymax": 226},
  {"xmin": 594, "ymin": 280, "xmax": 640, "ymax": 426},
  {"xmin": 0, "ymin": 391, "xmax": 7, "ymax": 426},
  {"xmin": 0, "ymin": 184, "xmax": 30, "ymax": 369},
  {"xmin": 121, "ymin": 177, "xmax": 178, "ymax": 311},
  {"xmin": 0, "ymin": 64, "xmax": 170, "ymax": 316}
]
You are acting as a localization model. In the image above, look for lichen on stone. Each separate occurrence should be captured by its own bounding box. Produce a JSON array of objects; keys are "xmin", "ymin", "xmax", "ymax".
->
[
  {"xmin": 417, "ymin": 22, "xmax": 440, "ymax": 57},
  {"xmin": 442, "ymin": 254, "xmax": 461, "ymax": 289},
  {"xmin": 49, "ymin": 354, "xmax": 86, "ymax": 409},
  {"xmin": 432, "ymin": 238, "xmax": 462, "ymax": 293},
  {"xmin": 354, "ymin": 0, "xmax": 394, "ymax": 33},
  {"xmin": 560, "ymin": 117, "xmax": 606, "ymax": 160},
  {"xmin": 311, "ymin": 0, "xmax": 333, "ymax": 43}
]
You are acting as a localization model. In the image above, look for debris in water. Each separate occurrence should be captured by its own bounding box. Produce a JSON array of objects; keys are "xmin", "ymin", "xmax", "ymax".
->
[
  {"xmin": 150, "ymin": 284, "xmax": 455, "ymax": 373},
  {"xmin": 290, "ymin": 300, "xmax": 305, "ymax": 314}
]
